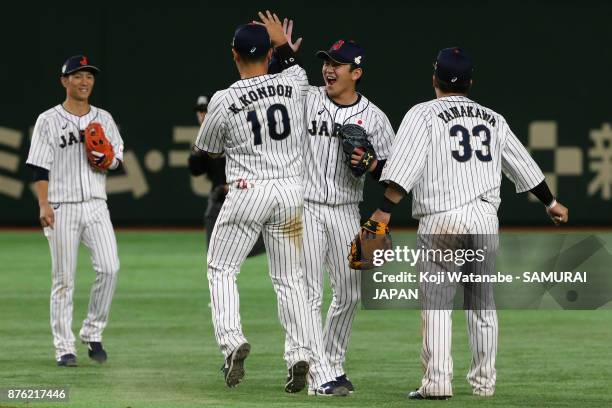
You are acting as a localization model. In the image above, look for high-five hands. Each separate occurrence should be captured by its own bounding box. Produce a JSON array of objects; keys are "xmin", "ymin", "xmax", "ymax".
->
[{"xmin": 253, "ymin": 10, "xmax": 288, "ymax": 48}]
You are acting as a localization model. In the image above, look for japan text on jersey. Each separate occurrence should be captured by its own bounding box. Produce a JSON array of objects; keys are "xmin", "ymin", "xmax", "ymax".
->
[
  {"xmin": 26, "ymin": 105, "xmax": 124, "ymax": 203},
  {"xmin": 302, "ymin": 86, "xmax": 394, "ymax": 205}
]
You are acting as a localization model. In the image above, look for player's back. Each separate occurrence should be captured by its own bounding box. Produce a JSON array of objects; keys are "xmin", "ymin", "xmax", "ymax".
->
[
  {"xmin": 409, "ymin": 95, "xmax": 511, "ymax": 217},
  {"xmin": 383, "ymin": 94, "xmax": 544, "ymax": 219},
  {"xmin": 198, "ymin": 65, "xmax": 308, "ymax": 183}
]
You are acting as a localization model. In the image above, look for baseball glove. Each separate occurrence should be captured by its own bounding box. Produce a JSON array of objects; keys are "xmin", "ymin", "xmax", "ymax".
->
[
  {"xmin": 347, "ymin": 218, "xmax": 392, "ymax": 270},
  {"xmin": 340, "ymin": 124, "xmax": 376, "ymax": 177},
  {"xmin": 84, "ymin": 122, "xmax": 115, "ymax": 170}
]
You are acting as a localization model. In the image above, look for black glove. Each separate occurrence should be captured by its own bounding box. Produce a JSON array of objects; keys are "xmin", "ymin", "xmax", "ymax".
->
[{"xmin": 340, "ymin": 124, "xmax": 376, "ymax": 177}]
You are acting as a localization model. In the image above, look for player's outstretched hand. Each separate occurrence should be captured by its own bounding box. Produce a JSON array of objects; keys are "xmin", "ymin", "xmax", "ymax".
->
[
  {"xmin": 253, "ymin": 10, "xmax": 288, "ymax": 47},
  {"xmin": 547, "ymin": 201, "xmax": 568, "ymax": 226},
  {"xmin": 282, "ymin": 18, "xmax": 302, "ymax": 52},
  {"xmin": 39, "ymin": 202, "xmax": 55, "ymax": 229}
]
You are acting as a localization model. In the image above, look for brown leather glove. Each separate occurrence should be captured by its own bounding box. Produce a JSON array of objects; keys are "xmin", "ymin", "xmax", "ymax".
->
[{"xmin": 347, "ymin": 218, "xmax": 392, "ymax": 270}]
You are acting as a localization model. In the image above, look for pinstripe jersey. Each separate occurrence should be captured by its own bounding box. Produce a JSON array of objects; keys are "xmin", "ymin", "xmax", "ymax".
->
[
  {"xmin": 195, "ymin": 65, "xmax": 308, "ymax": 183},
  {"xmin": 303, "ymin": 87, "xmax": 394, "ymax": 204},
  {"xmin": 381, "ymin": 95, "xmax": 544, "ymax": 218},
  {"xmin": 26, "ymin": 105, "xmax": 124, "ymax": 203}
]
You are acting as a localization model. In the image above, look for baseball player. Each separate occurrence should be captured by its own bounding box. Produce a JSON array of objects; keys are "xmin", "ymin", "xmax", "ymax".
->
[
  {"xmin": 194, "ymin": 12, "xmax": 347, "ymax": 396},
  {"xmin": 26, "ymin": 55, "xmax": 124, "ymax": 366},
  {"xmin": 279, "ymin": 26, "xmax": 395, "ymax": 394},
  {"xmin": 365, "ymin": 47, "xmax": 569, "ymax": 399},
  {"xmin": 188, "ymin": 95, "xmax": 265, "ymax": 256}
]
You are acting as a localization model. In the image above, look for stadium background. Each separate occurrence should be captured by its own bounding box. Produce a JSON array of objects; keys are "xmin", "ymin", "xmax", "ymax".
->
[
  {"xmin": 1, "ymin": 3, "xmax": 611, "ymax": 408},
  {"xmin": 1, "ymin": 2, "xmax": 610, "ymax": 226}
]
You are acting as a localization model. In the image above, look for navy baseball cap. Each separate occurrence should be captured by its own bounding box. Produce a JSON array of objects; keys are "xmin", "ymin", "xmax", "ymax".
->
[
  {"xmin": 316, "ymin": 40, "xmax": 364, "ymax": 68},
  {"xmin": 61, "ymin": 55, "xmax": 99, "ymax": 76},
  {"xmin": 434, "ymin": 47, "xmax": 473, "ymax": 85},
  {"xmin": 231, "ymin": 24, "xmax": 271, "ymax": 58}
]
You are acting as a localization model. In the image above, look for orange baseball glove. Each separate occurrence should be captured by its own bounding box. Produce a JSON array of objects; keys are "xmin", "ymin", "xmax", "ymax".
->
[{"xmin": 84, "ymin": 122, "xmax": 115, "ymax": 170}]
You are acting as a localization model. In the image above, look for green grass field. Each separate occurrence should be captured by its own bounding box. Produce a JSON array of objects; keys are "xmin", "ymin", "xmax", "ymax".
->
[{"xmin": 1, "ymin": 231, "xmax": 611, "ymax": 408}]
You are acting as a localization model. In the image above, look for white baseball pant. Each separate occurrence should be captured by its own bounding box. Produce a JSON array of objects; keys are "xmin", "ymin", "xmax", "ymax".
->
[
  {"xmin": 416, "ymin": 198, "xmax": 499, "ymax": 397},
  {"xmin": 207, "ymin": 178, "xmax": 322, "ymax": 370},
  {"xmin": 45, "ymin": 199, "xmax": 119, "ymax": 360},
  {"xmin": 301, "ymin": 201, "xmax": 361, "ymax": 388}
]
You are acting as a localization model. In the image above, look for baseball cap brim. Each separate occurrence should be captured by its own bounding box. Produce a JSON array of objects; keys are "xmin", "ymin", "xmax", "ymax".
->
[
  {"xmin": 316, "ymin": 50, "xmax": 351, "ymax": 65},
  {"xmin": 62, "ymin": 65, "xmax": 100, "ymax": 76}
]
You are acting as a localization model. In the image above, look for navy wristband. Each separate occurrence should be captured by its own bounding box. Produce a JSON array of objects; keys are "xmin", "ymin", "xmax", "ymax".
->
[{"xmin": 379, "ymin": 196, "xmax": 396, "ymax": 214}]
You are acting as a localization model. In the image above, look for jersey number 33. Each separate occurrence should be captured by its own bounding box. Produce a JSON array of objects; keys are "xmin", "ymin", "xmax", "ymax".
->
[{"xmin": 449, "ymin": 124, "xmax": 492, "ymax": 163}]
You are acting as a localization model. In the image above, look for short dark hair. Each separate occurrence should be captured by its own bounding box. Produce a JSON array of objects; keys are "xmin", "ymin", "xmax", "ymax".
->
[
  {"xmin": 235, "ymin": 48, "xmax": 268, "ymax": 64},
  {"xmin": 349, "ymin": 63, "xmax": 362, "ymax": 85},
  {"xmin": 434, "ymin": 74, "xmax": 470, "ymax": 94}
]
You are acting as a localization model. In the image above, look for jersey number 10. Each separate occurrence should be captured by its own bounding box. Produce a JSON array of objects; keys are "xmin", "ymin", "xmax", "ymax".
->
[
  {"xmin": 247, "ymin": 103, "xmax": 291, "ymax": 145},
  {"xmin": 449, "ymin": 124, "xmax": 492, "ymax": 162}
]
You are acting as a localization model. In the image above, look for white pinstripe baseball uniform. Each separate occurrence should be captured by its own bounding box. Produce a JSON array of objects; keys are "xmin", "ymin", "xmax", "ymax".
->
[
  {"xmin": 381, "ymin": 95, "xmax": 545, "ymax": 397},
  {"xmin": 26, "ymin": 105, "xmax": 123, "ymax": 360},
  {"xmin": 195, "ymin": 65, "xmax": 333, "ymax": 382},
  {"xmin": 301, "ymin": 87, "xmax": 394, "ymax": 387}
]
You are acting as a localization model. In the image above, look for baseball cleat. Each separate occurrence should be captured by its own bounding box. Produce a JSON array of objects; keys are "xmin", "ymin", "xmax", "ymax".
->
[
  {"xmin": 284, "ymin": 360, "xmax": 309, "ymax": 393},
  {"xmin": 335, "ymin": 374, "xmax": 354, "ymax": 393},
  {"xmin": 223, "ymin": 342, "xmax": 251, "ymax": 388},
  {"xmin": 308, "ymin": 381, "xmax": 349, "ymax": 397},
  {"xmin": 57, "ymin": 353, "xmax": 77, "ymax": 367},
  {"xmin": 407, "ymin": 389, "xmax": 451, "ymax": 400},
  {"xmin": 86, "ymin": 342, "xmax": 107, "ymax": 363}
]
